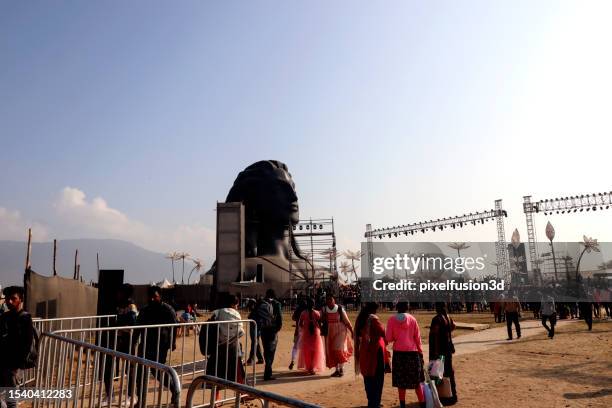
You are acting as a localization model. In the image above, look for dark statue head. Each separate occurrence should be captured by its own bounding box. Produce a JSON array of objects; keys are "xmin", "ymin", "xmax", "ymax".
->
[{"xmin": 226, "ymin": 160, "xmax": 300, "ymax": 258}]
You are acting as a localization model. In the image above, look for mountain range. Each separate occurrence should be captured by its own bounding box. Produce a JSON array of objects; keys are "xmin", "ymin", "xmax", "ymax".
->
[{"xmin": 0, "ymin": 239, "xmax": 190, "ymax": 287}]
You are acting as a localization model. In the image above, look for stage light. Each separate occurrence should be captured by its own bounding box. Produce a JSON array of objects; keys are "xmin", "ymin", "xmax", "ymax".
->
[
  {"xmin": 388, "ymin": 234, "xmax": 392, "ymax": 238},
  {"xmin": 580, "ymin": 208, "xmax": 584, "ymax": 212},
  {"xmin": 421, "ymin": 229, "xmax": 425, "ymax": 233},
  {"xmin": 556, "ymin": 211, "xmax": 559, "ymax": 214},
  {"xmin": 299, "ymin": 225, "xmax": 303, "ymax": 230},
  {"xmin": 306, "ymin": 225, "xmax": 310, "ymax": 230},
  {"xmin": 404, "ymin": 231, "xmax": 408, "ymax": 236},
  {"xmin": 593, "ymin": 206, "xmax": 597, "ymax": 211},
  {"xmin": 607, "ymin": 205, "xmax": 610, "ymax": 209},
  {"xmin": 452, "ymin": 224, "xmax": 456, "ymax": 229},
  {"xmin": 561, "ymin": 211, "xmax": 565, "ymax": 214},
  {"xmin": 586, "ymin": 208, "xmax": 590, "ymax": 211},
  {"xmin": 319, "ymin": 224, "xmax": 323, "ymax": 229}
]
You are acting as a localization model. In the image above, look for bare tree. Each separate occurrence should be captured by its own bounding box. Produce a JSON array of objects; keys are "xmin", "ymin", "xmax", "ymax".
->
[
  {"xmin": 188, "ymin": 258, "xmax": 204, "ymax": 284},
  {"xmin": 343, "ymin": 250, "xmax": 362, "ymax": 282},
  {"xmin": 165, "ymin": 251, "xmax": 180, "ymax": 283},
  {"xmin": 178, "ymin": 252, "xmax": 191, "ymax": 284}
]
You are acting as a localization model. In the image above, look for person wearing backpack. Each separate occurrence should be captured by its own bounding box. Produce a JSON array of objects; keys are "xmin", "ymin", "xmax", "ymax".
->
[
  {"xmin": 0, "ymin": 286, "xmax": 36, "ymax": 408},
  {"xmin": 255, "ymin": 289, "xmax": 282, "ymax": 380}
]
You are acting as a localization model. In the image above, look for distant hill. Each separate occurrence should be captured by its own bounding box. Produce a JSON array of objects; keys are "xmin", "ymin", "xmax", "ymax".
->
[{"xmin": 0, "ymin": 239, "xmax": 176, "ymax": 286}]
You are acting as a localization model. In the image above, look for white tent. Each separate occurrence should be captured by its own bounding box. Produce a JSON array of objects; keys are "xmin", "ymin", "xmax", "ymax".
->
[{"xmin": 159, "ymin": 279, "xmax": 174, "ymax": 288}]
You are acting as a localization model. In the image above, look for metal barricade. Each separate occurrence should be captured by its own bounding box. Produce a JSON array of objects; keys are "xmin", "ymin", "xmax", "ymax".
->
[
  {"xmin": 186, "ymin": 375, "xmax": 321, "ymax": 408},
  {"xmin": 53, "ymin": 320, "xmax": 258, "ymax": 405},
  {"xmin": 33, "ymin": 315, "xmax": 117, "ymax": 335},
  {"xmin": 34, "ymin": 332, "xmax": 181, "ymax": 408},
  {"xmin": 21, "ymin": 315, "xmax": 116, "ymax": 387}
]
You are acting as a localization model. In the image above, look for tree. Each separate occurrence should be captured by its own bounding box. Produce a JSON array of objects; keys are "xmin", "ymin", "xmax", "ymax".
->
[
  {"xmin": 178, "ymin": 252, "xmax": 191, "ymax": 284},
  {"xmin": 339, "ymin": 261, "xmax": 351, "ymax": 283},
  {"xmin": 321, "ymin": 247, "xmax": 339, "ymax": 281},
  {"xmin": 342, "ymin": 250, "xmax": 362, "ymax": 282},
  {"xmin": 165, "ymin": 251, "xmax": 180, "ymax": 283},
  {"xmin": 188, "ymin": 258, "xmax": 204, "ymax": 284}
]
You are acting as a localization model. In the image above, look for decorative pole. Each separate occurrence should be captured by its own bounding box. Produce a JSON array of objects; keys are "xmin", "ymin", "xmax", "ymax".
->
[
  {"xmin": 53, "ymin": 239, "xmax": 57, "ymax": 276},
  {"xmin": 545, "ymin": 221, "xmax": 558, "ymax": 283}
]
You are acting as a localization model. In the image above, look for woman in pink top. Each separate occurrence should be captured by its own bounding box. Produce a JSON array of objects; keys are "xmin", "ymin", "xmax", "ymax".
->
[{"xmin": 385, "ymin": 302, "xmax": 425, "ymax": 408}]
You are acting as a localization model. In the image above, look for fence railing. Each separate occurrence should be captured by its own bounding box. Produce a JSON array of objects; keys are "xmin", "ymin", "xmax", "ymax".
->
[
  {"xmin": 52, "ymin": 319, "xmax": 258, "ymax": 403},
  {"xmin": 34, "ymin": 332, "xmax": 181, "ymax": 408},
  {"xmin": 21, "ymin": 315, "xmax": 117, "ymax": 387},
  {"xmin": 33, "ymin": 314, "xmax": 117, "ymax": 334},
  {"xmin": 186, "ymin": 375, "xmax": 321, "ymax": 408}
]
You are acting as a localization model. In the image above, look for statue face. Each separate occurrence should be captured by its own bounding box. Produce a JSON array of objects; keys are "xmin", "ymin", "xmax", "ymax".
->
[{"xmin": 228, "ymin": 161, "xmax": 299, "ymax": 227}]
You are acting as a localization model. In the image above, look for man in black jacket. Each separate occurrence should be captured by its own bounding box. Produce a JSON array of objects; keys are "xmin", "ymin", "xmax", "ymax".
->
[
  {"xmin": 134, "ymin": 286, "xmax": 178, "ymax": 407},
  {"xmin": 0, "ymin": 286, "xmax": 35, "ymax": 408}
]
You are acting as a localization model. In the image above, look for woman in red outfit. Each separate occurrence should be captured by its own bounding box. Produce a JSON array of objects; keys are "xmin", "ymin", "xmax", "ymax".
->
[
  {"xmin": 297, "ymin": 298, "xmax": 325, "ymax": 374},
  {"xmin": 354, "ymin": 302, "xmax": 388, "ymax": 408}
]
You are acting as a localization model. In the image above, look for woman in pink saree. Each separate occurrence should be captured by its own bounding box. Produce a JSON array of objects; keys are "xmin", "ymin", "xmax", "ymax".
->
[{"xmin": 297, "ymin": 298, "xmax": 326, "ymax": 374}]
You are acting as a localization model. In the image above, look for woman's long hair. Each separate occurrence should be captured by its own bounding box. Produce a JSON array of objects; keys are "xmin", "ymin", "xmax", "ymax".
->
[
  {"xmin": 354, "ymin": 302, "xmax": 379, "ymax": 338},
  {"xmin": 306, "ymin": 298, "xmax": 316, "ymax": 335},
  {"xmin": 354, "ymin": 302, "xmax": 379, "ymax": 377}
]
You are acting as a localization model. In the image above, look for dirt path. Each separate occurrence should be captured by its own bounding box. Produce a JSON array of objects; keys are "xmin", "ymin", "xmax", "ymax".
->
[{"xmin": 256, "ymin": 318, "xmax": 578, "ymax": 399}]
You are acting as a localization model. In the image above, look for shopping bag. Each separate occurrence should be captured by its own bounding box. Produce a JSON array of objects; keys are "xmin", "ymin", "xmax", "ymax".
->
[
  {"xmin": 436, "ymin": 377, "xmax": 452, "ymax": 399},
  {"xmin": 423, "ymin": 363, "xmax": 444, "ymax": 408},
  {"xmin": 428, "ymin": 357, "xmax": 445, "ymax": 380},
  {"xmin": 422, "ymin": 382, "xmax": 434, "ymax": 408}
]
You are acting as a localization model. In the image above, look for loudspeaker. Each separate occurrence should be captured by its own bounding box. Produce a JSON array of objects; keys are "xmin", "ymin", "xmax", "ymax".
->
[
  {"xmin": 97, "ymin": 269, "xmax": 124, "ymax": 317},
  {"xmin": 256, "ymin": 264, "xmax": 264, "ymax": 283}
]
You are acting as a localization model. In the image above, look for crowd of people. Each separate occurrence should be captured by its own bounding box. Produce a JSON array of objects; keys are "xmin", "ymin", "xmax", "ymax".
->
[{"xmin": 1, "ymin": 282, "xmax": 609, "ymax": 408}]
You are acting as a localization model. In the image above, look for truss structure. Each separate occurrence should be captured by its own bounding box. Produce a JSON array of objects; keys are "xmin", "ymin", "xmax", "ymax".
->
[
  {"xmin": 365, "ymin": 200, "xmax": 510, "ymax": 282},
  {"xmin": 288, "ymin": 218, "xmax": 337, "ymax": 284},
  {"xmin": 523, "ymin": 190, "xmax": 612, "ymax": 278}
]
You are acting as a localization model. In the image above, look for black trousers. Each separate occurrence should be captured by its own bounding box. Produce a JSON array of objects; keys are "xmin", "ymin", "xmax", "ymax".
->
[
  {"xmin": 579, "ymin": 303, "xmax": 593, "ymax": 330},
  {"xmin": 363, "ymin": 350, "xmax": 385, "ymax": 408},
  {"xmin": 260, "ymin": 329, "xmax": 278, "ymax": 379},
  {"xmin": 541, "ymin": 314, "xmax": 557, "ymax": 338},
  {"xmin": 102, "ymin": 337, "xmax": 135, "ymax": 397},
  {"xmin": 506, "ymin": 312, "xmax": 521, "ymax": 339}
]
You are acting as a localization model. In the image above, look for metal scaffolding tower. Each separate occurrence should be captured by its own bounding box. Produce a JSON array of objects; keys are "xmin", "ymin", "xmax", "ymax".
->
[
  {"xmin": 494, "ymin": 199, "xmax": 510, "ymax": 282},
  {"xmin": 523, "ymin": 196, "xmax": 540, "ymax": 283}
]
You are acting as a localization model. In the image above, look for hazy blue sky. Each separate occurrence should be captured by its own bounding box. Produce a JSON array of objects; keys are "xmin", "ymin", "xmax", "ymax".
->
[{"xmin": 2, "ymin": 1, "xmax": 612, "ymax": 275}]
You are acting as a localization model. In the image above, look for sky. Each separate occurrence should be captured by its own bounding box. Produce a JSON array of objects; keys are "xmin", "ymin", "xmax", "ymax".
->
[{"xmin": 2, "ymin": 1, "xmax": 612, "ymax": 278}]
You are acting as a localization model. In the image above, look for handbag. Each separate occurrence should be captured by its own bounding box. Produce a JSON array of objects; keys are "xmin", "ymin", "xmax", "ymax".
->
[{"xmin": 436, "ymin": 377, "xmax": 452, "ymax": 399}]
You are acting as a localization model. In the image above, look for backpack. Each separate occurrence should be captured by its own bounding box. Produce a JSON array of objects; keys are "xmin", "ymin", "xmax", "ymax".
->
[
  {"xmin": 253, "ymin": 300, "xmax": 276, "ymax": 331},
  {"xmin": 20, "ymin": 311, "xmax": 39, "ymax": 369},
  {"xmin": 199, "ymin": 315, "xmax": 219, "ymax": 356}
]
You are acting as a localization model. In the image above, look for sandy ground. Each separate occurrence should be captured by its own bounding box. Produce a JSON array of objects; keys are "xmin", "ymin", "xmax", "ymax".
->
[
  {"xmin": 16, "ymin": 311, "xmax": 610, "ymax": 408},
  {"xmin": 255, "ymin": 317, "xmax": 612, "ymax": 408}
]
